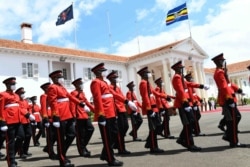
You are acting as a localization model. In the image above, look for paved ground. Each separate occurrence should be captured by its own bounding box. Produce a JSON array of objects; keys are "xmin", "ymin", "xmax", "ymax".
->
[{"xmin": 1, "ymin": 105, "xmax": 250, "ymax": 167}]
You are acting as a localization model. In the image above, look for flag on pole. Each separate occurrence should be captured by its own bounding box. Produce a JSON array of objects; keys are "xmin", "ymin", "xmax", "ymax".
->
[
  {"xmin": 166, "ymin": 2, "xmax": 188, "ymax": 26},
  {"xmin": 56, "ymin": 4, "xmax": 74, "ymax": 26}
]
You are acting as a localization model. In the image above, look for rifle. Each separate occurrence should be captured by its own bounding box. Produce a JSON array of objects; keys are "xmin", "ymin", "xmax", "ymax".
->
[{"xmin": 224, "ymin": 61, "xmax": 230, "ymax": 83}]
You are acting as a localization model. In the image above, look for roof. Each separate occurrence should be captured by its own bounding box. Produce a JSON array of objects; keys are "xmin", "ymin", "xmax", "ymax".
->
[
  {"xmin": 204, "ymin": 60, "xmax": 250, "ymax": 74},
  {"xmin": 0, "ymin": 39, "xmax": 128, "ymax": 62},
  {"xmin": 0, "ymin": 38, "xmax": 186, "ymax": 63}
]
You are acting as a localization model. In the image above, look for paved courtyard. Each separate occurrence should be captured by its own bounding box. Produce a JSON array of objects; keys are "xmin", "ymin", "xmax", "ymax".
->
[{"xmin": 1, "ymin": 105, "xmax": 250, "ymax": 167}]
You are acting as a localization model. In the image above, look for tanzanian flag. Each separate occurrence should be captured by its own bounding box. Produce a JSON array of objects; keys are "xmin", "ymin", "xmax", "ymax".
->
[{"xmin": 166, "ymin": 3, "xmax": 188, "ymax": 26}]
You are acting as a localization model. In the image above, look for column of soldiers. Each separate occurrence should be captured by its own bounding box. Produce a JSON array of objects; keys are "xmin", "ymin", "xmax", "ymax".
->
[{"xmin": 0, "ymin": 59, "xmax": 249, "ymax": 167}]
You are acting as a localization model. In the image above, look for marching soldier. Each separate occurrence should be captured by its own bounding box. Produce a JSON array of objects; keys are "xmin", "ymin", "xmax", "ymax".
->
[
  {"xmin": 47, "ymin": 70, "xmax": 86, "ymax": 167},
  {"xmin": 171, "ymin": 61, "xmax": 202, "ymax": 152},
  {"xmin": 184, "ymin": 73, "xmax": 206, "ymax": 136},
  {"xmin": 15, "ymin": 87, "xmax": 34, "ymax": 158},
  {"xmin": 126, "ymin": 81, "xmax": 143, "ymax": 141},
  {"xmin": 30, "ymin": 96, "xmax": 43, "ymax": 146},
  {"xmin": 70, "ymin": 78, "xmax": 95, "ymax": 157},
  {"xmin": 211, "ymin": 53, "xmax": 246, "ymax": 148},
  {"xmin": 154, "ymin": 77, "xmax": 175, "ymax": 139},
  {"xmin": 90, "ymin": 62, "xmax": 137, "ymax": 166},
  {"xmin": 40, "ymin": 82, "xmax": 58, "ymax": 160},
  {"xmin": 106, "ymin": 71, "xmax": 131, "ymax": 154},
  {"xmin": 137, "ymin": 67, "xmax": 168, "ymax": 153},
  {"xmin": 0, "ymin": 77, "xmax": 34, "ymax": 167}
]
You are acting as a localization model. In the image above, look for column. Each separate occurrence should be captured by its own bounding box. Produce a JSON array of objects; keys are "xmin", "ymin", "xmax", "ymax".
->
[{"xmin": 162, "ymin": 59, "xmax": 173, "ymax": 95}]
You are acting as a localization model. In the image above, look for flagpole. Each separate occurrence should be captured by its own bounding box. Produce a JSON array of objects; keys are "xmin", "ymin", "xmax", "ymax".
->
[
  {"xmin": 135, "ymin": 20, "xmax": 141, "ymax": 55},
  {"xmin": 72, "ymin": 2, "xmax": 77, "ymax": 49},
  {"xmin": 106, "ymin": 10, "xmax": 112, "ymax": 52}
]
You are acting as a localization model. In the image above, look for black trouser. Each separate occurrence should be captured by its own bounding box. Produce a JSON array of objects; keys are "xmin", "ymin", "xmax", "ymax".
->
[
  {"xmin": 178, "ymin": 107, "xmax": 194, "ymax": 147},
  {"xmin": 19, "ymin": 123, "xmax": 32, "ymax": 155},
  {"xmin": 115, "ymin": 112, "xmax": 129, "ymax": 152},
  {"xmin": 99, "ymin": 117, "xmax": 118, "ymax": 163},
  {"xmin": 44, "ymin": 122, "xmax": 57, "ymax": 156},
  {"xmin": 6, "ymin": 123, "xmax": 24, "ymax": 167},
  {"xmin": 191, "ymin": 106, "xmax": 201, "ymax": 135},
  {"xmin": 129, "ymin": 113, "xmax": 143, "ymax": 139},
  {"xmin": 223, "ymin": 104, "xmax": 239, "ymax": 145},
  {"xmin": 55, "ymin": 118, "xmax": 75, "ymax": 165},
  {"xmin": 75, "ymin": 118, "xmax": 94, "ymax": 155},
  {"xmin": 145, "ymin": 114, "xmax": 159, "ymax": 150},
  {"xmin": 219, "ymin": 105, "xmax": 241, "ymax": 128},
  {"xmin": 0, "ymin": 130, "xmax": 6, "ymax": 152},
  {"xmin": 161, "ymin": 109, "xmax": 172, "ymax": 137}
]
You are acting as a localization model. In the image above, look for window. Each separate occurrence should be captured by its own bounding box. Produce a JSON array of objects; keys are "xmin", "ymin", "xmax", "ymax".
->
[
  {"xmin": 62, "ymin": 68, "xmax": 67, "ymax": 80},
  {"xmin": 83, "ymin": 68, "xmax": 94, "ymax": 80},
  {"xmin": 22, "ymin": 62, "xmax": 39, "ymax": 78}
]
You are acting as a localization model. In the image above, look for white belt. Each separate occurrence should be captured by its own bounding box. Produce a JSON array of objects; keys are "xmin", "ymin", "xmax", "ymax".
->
[
  {"xmin": 48, "ymin": 107, "xmax": 51, "ymax": 110},
  {"xmin": 150, "ymin": 94, "xmax": 154, "ymax": 97},
  {"xmin": 193, "ymin": 93, "xmax": 196, "ymax": 96},
  {"xmin": 184, "ymin": 89, "xmax": 188, "ymax": 92},
  {"xmin": 33, "ymin": 112, "xmax": 40, "ymax": 115},
  {"xmin": 5, "ymin": 103, "xmax": 19, "ymax": 108},
  {"xmin": 101, "ymin": 94, "xmax": 113, "ymax": 99},
  {"xmin": 57, "ymin": 98, "xmax": 69, "ymax": 102},
  {"xmin": 133, "ymin": 100, "xmax": 137, "ymax": 103}
]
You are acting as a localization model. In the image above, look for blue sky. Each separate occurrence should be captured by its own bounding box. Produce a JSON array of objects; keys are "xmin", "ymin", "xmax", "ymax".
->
[{"xmin": 0, "ymin": 0, "xmax": 249, "ymax": 68}]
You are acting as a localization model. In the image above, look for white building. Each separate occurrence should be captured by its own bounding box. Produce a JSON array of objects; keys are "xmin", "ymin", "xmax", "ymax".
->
[{"xmin": 1, "ymin": 22, "xmax": 243, "ymax": 103}]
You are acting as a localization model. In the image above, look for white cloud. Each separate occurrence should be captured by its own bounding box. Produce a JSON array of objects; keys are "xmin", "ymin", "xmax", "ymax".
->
[{"xmin": 79, "ymin": 0, "xmax": 106, "ymax": 15}]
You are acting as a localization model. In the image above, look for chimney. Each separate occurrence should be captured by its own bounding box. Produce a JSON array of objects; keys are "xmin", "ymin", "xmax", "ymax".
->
[{"xmin": 21, "ymin": 23, "xmax": 33, "ymax": 44}]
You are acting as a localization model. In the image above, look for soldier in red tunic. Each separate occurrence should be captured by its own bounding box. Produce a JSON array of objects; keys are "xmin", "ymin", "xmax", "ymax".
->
[
  {"xmin": 70, "ymin": 78, "xmax": 95, "ymax": 157},
  {"xmin": 47, "ymin": 70, "xmax": 86, "ymax": 167},
  {"xmin": 154, "ymin": 77, "xmax": 175, "ymax": 139},
  {"xmin": 126, "ymin": 81, "xmax": 143, "ymax": 141},
  {"xmin": 40, "ymin": 82, "xmax": 58, "ymax": 160},
  {"xmin": 90, "ymin": 63, "xmax": 124, "ymax": 166},
  {"xmin": 184, "ymin": 73, "xmax": 207, "ymax": 136},
  {"xmin": 137, "ymin": 67, "xmax": 168, "ymax": 153},
  {"xmin": 212, "ymin": 53, "xmax": 246, "ymax": 147},
  {"xmin": 106, "ymin": 71, "xmax": 131, "ymax": 155},
  {"xmin": 29, "ymin": 96, "xmax": 43, "ymax": 146},
  {"xmin": 15, "ymin": 87, "xmax": 35, "ymax": 158},
  {"xmin": 0, "ymin": 77, "xmax": 34, "ymax": 167},
  {"xmin": 171, "ymin": 61, "xmax": 202, "ymax": 152}
]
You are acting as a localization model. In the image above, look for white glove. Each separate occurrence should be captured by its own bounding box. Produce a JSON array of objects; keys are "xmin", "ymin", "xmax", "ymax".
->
[
  {"xmin": 29, "ymin": 114, "xmax": 35, "ymax": 121},
  {"xmin": 0, "ymin": 126, "xmax": 8, "ymax": 132},
  {"xmin": 184, "ymin": 106, "xmax": 192, "ymax": 112},
  {"xmin": 44, "ymin": 122, "xmax": 50, "ymax": 128},
  {"xmin": 53, "ymin": 122, "xmax": 60, "ymax": 128},
  {"xmin": 84, "ymin": 105, "xmax": 90, "ymax": 112},
  {"xmin": 229, "ymin": 103, "xmax": 235, "ymax": 108},
  {"xmin": 193, "ymin": 106, "xmax": 198, "ymax": 111},
  {"xmin": 31, "ymin": 122, "xmax": 37, "ymax": 126},
  {"xmin": 204, "ymin": 85, "xmax": 210, "ymax": 90},
  {"xmin": 128, "ymin": 101, "xmax": 137, "ymax": 111},
  {"xmin": 150, "ymin": 112, "xmax": 156, "ymax": 117},
  {"xmin": 133, "ymin": 111, "xmax": 138, "ymax": 116},
  {"xmin": 98, "ymin": 121, "xmax": 106, "ymax": 126},
  {"xmin": 161, "ymin": 110, "xmax": 166, "ymax": 116}
]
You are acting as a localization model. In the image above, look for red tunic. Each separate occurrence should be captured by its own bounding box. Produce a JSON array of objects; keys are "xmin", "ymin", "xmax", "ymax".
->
[
  {"xmin": 90, "ymin": 78, "xmax": 125, "ymax": 121},
  {"xmin": 139, "ymin": 79, "xmax": 166, "ymax": 115},
  {"xmin": 0, "ymin": 91, "xmax": 26, "ymax": 124},
  {"xmin": 172, "ymin": 73, "xmax": 189, "ymax": 108},
  {"xmin": 109, "ymin": 85, "xmax": 126, "ymax": 113},
  {"xmin": 126, "ymin": 90, "xmax": 142, "ymax": 114},
  {"xmin": 70, "ymin": 90, "xmax": 94, "ymax": 119},
  {"xmin": 186, "ymin": 81, "xmax": 203, "ymax": 106},
  {"xmin": 18, "ymin": 99, "xmax": 31, "ymax": 124},
  {"xmin": 30, "ymin": 104, "xmax": 42, "ymax": 122},
  {"xmin": 40, "ymin": 93, "xmax": 52, "ymax": 121},
  {"xmin": 213, "ymin": 68, "xmax": 234, "ymax": 106},
  {"xmin": 47, "ymin": 84, "xmax": 81, "ymax": 121},
  {"xmin": 154, "ymin": 86, "xmax": 173, "ymax": 109}
]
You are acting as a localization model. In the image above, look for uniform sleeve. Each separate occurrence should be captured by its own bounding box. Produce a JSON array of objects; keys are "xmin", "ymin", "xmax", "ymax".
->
[
  {"xmin": 172, "ymin": 75, "xmax": 189, "ymax": 103},
  {"xmin": 0, "ymin": 93, "xmax": 5, "ymax": 121},
  {"xmin": 216, "ymin": 70, "xmax": 234, "ymax": 99},
  {"xmin": 90, "ymin": 80, "xmax": 105, "ymax": 117},
  {"xmin": 40, "ymin": 95, "xmax": 48, "ymax": 118},
  {"xmin": 139, "ymin": 81, "xmax": 151, "ymax": 110},
  {"xmin": 70, "ymin": 91, "xmax": 77, "ymax": 118},
  {"xmin": 47, "ymin": 85, "xmax": 59, "ymax": 117}
]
